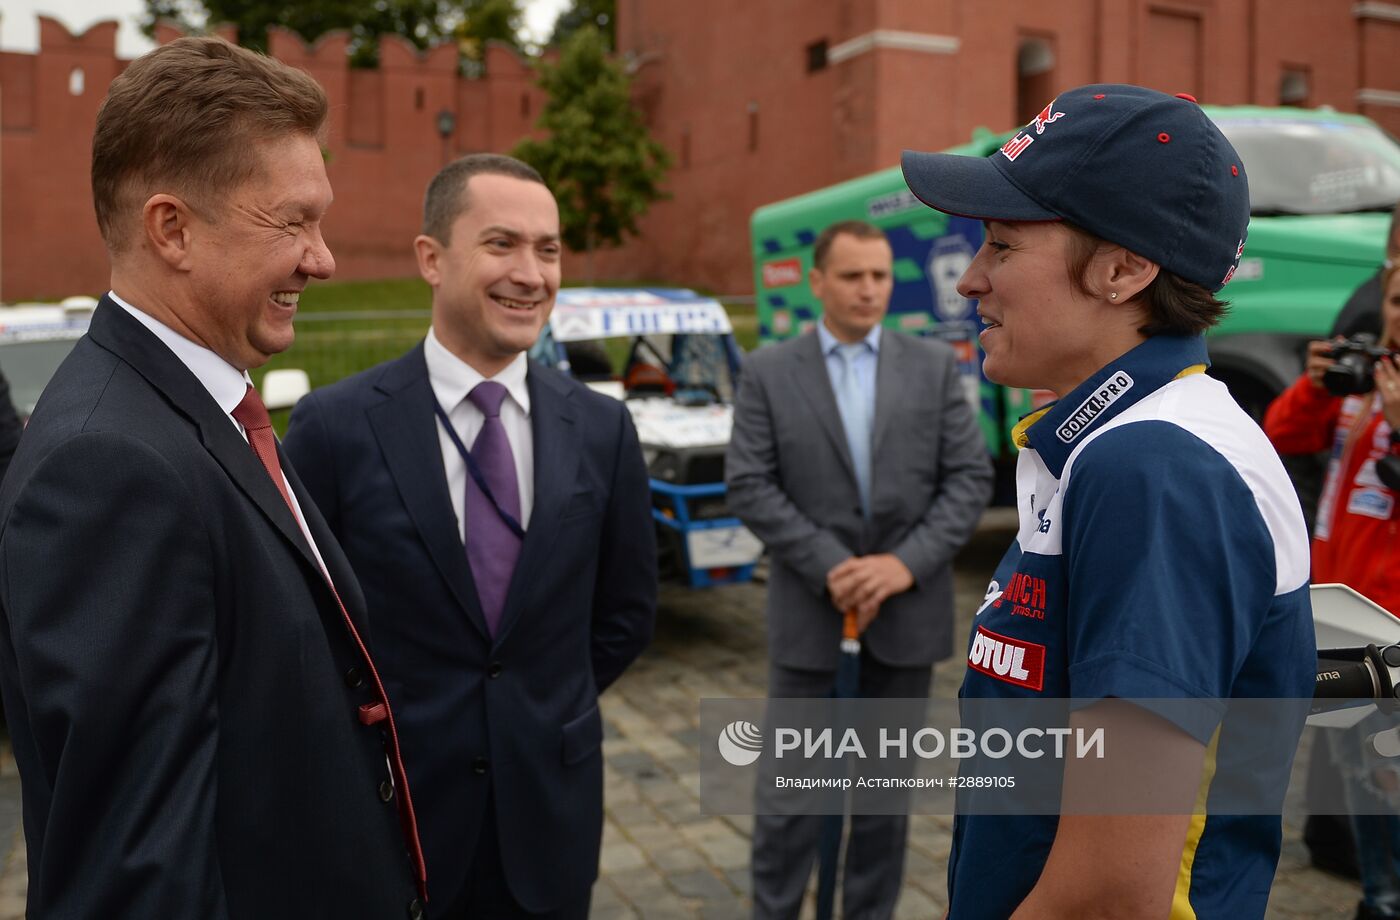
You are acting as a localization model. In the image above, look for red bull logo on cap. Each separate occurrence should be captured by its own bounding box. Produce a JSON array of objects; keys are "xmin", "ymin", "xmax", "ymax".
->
[
  {"xmin": 1221, "ymin": 238, "xmax": 1246, "ymax": 286},
  {"xmin": 1001, "ymin": 99, "xmax": 1068, "ymax": 163},
  {"xmin": 1031, "ymin": 100, "xmax": 1066, "ymax": 135}
]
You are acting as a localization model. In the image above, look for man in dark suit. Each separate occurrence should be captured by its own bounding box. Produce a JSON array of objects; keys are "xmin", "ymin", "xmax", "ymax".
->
[
  {"xmin": 0, "ymin": 368, "xmax": 20, "ymax": 486},
  {"xmin": 282, "ymin": 153, "xmax": 657, "ymax": 919},
  {"xmin": 0, "ymin": 37, "xmax": 427, "ymax": 918},
  {"xmin": 727, "ymin": 220, "xmax": 993, "ymax": 919}
]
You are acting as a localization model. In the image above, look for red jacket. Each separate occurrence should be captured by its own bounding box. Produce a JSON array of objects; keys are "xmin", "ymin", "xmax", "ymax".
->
[{"xmin": 1264, "ymin": 374, "xmax": 1400, "ymax": 612}]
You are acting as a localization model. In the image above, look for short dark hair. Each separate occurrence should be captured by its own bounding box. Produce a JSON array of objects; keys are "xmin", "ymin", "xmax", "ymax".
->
[
  {"xmin": 1062, "ymin": 221, "xmax": 1228, "ymax": 337},
  {"xmin": 421, "ymin": 153, "xmax": 546, "ymax": 243},
  {"xmin": 92, "ymin": 36, "xmax": 328, "ymax": 251},
  {"xmin": 812, "ymin": 220, "xmax": 887, "ymax": 270}
]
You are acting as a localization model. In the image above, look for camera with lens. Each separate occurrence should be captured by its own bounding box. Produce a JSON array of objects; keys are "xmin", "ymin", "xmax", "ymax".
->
[{"xmin": 1322, "ymin": 333, "xmax": 1398, "ymax": 397}]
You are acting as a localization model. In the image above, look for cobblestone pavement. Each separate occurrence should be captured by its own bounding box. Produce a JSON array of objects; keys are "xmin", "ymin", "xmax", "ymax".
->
[{"xmin": 0, "ymin": 513, "xmax": 1369, "ymax": 917}]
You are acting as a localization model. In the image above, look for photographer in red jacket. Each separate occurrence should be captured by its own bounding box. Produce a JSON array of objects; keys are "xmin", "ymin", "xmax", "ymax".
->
[{"xmin": 1265, "ymin": 263, "xmax": 1400, "ymax": 920}]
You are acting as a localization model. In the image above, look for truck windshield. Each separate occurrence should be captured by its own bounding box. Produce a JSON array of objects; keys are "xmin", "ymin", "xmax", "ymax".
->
[{"xmin": 1217, "ymin": 118, "xmax": 1400, "ymax": 216}]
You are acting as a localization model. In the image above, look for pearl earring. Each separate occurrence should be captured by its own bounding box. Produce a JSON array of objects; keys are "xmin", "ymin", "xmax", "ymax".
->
[{"xmin": 1109, "ymin": 292, "xmax": 1119, "ymax": 300}]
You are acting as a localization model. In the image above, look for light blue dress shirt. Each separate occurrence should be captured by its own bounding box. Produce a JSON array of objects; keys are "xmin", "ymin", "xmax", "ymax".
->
[{"xmin": 817, "ymin": 321, "xmax": 881, "ymax": 517}]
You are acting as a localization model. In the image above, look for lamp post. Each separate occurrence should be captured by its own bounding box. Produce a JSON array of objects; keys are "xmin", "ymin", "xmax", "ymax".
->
[{"xmin": 436, "ymin": 109, "xmax": 456, "ymax": 166}]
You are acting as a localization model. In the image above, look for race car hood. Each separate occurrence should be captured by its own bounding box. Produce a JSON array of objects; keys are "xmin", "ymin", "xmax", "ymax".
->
[{"xmin": 624, "ymin": 396, "xmax": 733, "ymax": 450}]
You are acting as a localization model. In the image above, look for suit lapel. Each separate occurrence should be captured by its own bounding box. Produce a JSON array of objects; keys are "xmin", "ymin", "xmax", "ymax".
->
[
  {"xmin": 87, "ymin": 298, "xmax": 321, "ymax": 572},
  {"xmin": 281, "ymin": 454, "xmax": 372, "ymax": 634},
  {"xmin": 493, "ymin": 362, "xmax": 578, "ymax": 646},
  {"xmin": 367, "ymin": 346, "xmax": 491, "ymax": 640},
  {"xmin": 793, "ymin": 332, "xmax": 858, "ymax": 484}
]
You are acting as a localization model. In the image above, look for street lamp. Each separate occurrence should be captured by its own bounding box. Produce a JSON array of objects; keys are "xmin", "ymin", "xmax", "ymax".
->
[{"xmin": 436, "ymin": 109, "xmax": 456, "ymax": 165}]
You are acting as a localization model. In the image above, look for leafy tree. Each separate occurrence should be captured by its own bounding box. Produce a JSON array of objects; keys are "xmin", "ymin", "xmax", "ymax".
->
[
  {"xmin": 511, "ymin": 25, "xmax": 669, "ymax": 278},
  {"xmin": 456, "ymin": 0, "xmax": 524, "ymax": 71},
  {"xmin": 548, "ymin": 0, "xmax": 614, "ymax": 50},
  {"xmin": 460, "ymin": 0, "xmax": 523, "ymax": 52},
  {"xmin": 140, "ymin": 0, "xmax": 524, "ymax": 67}
]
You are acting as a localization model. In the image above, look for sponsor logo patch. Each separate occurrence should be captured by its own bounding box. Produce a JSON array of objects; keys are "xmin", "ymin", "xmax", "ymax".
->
[
  {"xmin": 975, "ymin": 580, "xmax": 1003, "ymax": 618},
  {"xmin": 1347, "ymin": 487, "xmax": 1395, "ymax": 520},
  {"xmin": 1030, "ymin": 99, "xmax": 1066, "ymax": 135},
  {"xmin": 1056, "ymin": 371, "xmax": 1134, "ymax": 443},
  {"xmin": 1221, "ymin": 238, "xmax": 1246, "ymax": 286},
  {"xmin": 762, "ymin": 258, "xmax": 803, "ymax": 289},
  {"xmin": 992, "ymin": 571, "xmax": 1048, "ymax": 621},
  {"xmin": 967, "ymin": 625, "xmax": 1046, "ymax": 691},
  {"xmin": 1000, "ymin": 132, "xmax": 1033, "ymax": 162}
]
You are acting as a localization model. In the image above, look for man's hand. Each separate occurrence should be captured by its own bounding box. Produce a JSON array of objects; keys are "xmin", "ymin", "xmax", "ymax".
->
[{"xmin": 826, "ymin": 554, "xmax": 914, "ymax": 630}]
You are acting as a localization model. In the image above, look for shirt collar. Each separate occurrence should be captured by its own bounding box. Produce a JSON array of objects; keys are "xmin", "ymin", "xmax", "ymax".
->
[
  {"xmin": 817, "ymin": 319, "xmax": 882, "ymax": 356},
  {"xmin": 108, "ymin": 290, "xmax": 251, "ymax": 419},
  {"xmin": 1021, "ymin": 334, "xmax": 1210, "ymax": 478},
  {"xmin": 424, "ymin": 327, "xmax": 531, "ymax": 416}
]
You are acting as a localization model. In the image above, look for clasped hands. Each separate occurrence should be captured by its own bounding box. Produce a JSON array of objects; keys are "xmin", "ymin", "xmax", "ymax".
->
[{"xmin": 826, "ymin": 553, "xmax": 914, "ymax": 632}]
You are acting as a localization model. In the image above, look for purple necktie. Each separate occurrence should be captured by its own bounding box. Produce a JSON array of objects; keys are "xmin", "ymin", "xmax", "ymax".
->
[{"xmin": 464, "ymin": 381, "xmax": 522, "ymax": 636}]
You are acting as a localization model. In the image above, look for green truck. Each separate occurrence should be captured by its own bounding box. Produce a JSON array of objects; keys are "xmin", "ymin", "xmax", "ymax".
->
[{"xmin": 751, "ymin": 106, "xmax": 1400, "ymax": 494}]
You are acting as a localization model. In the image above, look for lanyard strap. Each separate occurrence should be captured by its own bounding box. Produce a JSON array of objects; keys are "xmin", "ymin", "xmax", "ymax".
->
[{"xmin": 433, "ymin": 400, "xmax": 527, "ymax": 540}]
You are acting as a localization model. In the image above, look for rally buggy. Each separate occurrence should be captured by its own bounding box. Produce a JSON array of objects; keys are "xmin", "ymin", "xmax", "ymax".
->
[{"xmin": 529, "ymin": 288, "xmax": 762, "ymax": 587}]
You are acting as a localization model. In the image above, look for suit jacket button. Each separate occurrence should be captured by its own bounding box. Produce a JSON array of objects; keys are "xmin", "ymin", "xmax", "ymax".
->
[
  {"xmin": 378, "ymin": 779, "xmax": 394, "ymax": 803},
  {"xmin": 344, "ymin": 667, "xmax": 364, "ymax": 689},
  {"xmin": 407, "ymin": 899, "xmax": 424, "ymax": 920},
  {"xmin": 488, "ymin": 661, "xmax": 503, "ymax": 678},
  {"xmin": 472, "ymin": 757, "xmax": 489, "ymax": 775}
]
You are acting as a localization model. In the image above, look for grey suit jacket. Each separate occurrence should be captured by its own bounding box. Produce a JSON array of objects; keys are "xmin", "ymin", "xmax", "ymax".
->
[{"xmin": 726, "ymin": 329, "xmax": 993, "ymax": 670}]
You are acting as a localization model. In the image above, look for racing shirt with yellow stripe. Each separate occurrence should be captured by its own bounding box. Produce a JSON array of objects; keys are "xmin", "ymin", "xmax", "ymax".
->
[{"xmin": 947, "ymin": 334, "xmax": 1314, "ymax": 919}]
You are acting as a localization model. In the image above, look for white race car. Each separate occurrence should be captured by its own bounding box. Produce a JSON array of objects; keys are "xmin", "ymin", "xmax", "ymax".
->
[
  {"xmin": 0, "ymin": 296, "xmax": 97, "ymax": 419},
  {"xmin": 530, "ymin": 288, "xmax": 763, "ymax": 587}
]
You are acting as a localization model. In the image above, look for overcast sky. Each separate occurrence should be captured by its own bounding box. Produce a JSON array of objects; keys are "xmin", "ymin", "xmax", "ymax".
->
[{"xmin": 0, "ymin": 0, "xmax": 571, "ymax": 57}]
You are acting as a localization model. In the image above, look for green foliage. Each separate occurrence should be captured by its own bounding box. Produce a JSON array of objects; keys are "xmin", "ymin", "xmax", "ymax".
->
[
  {"xmin": 458, "ymin": 0, "xmax": 524, "ymax": 60},
  {"xmin": 548, "ymin": 0, "xmax": 615, "ymax": 50},
  {"xmin": 140, "ymin": 0, "xmax": 523, "ymax": 67},
  {"xmin": 511, "ymin": 25, "xmax": 670, "ymax": 261}
]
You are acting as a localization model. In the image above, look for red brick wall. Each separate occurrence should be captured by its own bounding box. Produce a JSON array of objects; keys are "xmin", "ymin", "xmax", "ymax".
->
[
  {"xmin": 0, "ymin": 18, "xmax": 546, "ymax": 301},
  {"xmin": 592, "ymin": 0, "xmax": 1397, "ymax": 295},
  {"xmin": 0, "ymin": 4, "xmax": 1394, "ymax": 301}
]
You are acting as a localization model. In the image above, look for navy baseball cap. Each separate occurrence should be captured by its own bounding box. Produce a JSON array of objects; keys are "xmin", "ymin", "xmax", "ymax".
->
[{"xmin": 901, "ymin": 84, "xmax": 1250, "ymax": 292}]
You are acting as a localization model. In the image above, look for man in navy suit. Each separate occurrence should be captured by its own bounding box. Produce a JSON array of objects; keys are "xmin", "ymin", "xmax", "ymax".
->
[
  {"xmin": 283, "ymin": 153, "xmax": 657, "ymax": 918},
  {"xmin": 0, "ymin": 37, "xmax": 425, "ymax": 917}
]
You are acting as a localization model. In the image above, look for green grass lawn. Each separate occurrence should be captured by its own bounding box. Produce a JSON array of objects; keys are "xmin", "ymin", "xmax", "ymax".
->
[
  {"xmin": 265, "ymin": 277, "xmax": 756, "ymax": 385},
  {"xmin": 258, "ymin": 276, "xmax": 758, "ymax": 431}
]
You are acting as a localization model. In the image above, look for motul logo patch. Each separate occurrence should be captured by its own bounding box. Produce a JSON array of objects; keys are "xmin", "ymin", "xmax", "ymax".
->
[{"xmin": 967, "ymin": 625, "xmax": 1045, "ymax": 691}]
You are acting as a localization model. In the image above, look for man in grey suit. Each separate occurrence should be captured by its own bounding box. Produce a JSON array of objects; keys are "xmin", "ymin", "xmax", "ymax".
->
[{"xmin": 726, "ymin": 220, "xmax": 993, "ymax": 919}]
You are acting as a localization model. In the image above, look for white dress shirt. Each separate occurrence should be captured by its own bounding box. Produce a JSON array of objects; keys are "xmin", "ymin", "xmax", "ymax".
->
[
  {"xmin": 109, "ymin": 290, "xmax": 332, "ymax": 575},
  {"xmin": 424, "ymin": 328, "xmax": 535, "ymax": 539}
]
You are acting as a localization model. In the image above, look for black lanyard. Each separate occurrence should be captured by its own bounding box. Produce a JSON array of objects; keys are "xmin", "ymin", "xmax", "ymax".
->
[{"xmin": 433, "ymin": 400, "xmax": 527, "ymax": 540}]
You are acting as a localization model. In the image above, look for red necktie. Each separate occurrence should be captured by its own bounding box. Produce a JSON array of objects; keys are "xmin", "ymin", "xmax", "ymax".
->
[{"xmin": 232, "ymin": 385, "xmax": 428, "ymax": 901}]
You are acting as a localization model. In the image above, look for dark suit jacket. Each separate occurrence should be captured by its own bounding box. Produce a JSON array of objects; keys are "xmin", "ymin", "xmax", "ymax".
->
[
  {"xmin": 0, "ymin": 366, "xmax": 21, "ymax": 488},
  {"xmin": 0, "ymin": 299, "xmax": 419, "ymax": 918},
  {"xmin": 726, "ymin": 330, "xmax": 993, "ymax": 670},
  {"xmin": 282, "ymin": 344, "xmax": 657, "ymax": 913}
]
